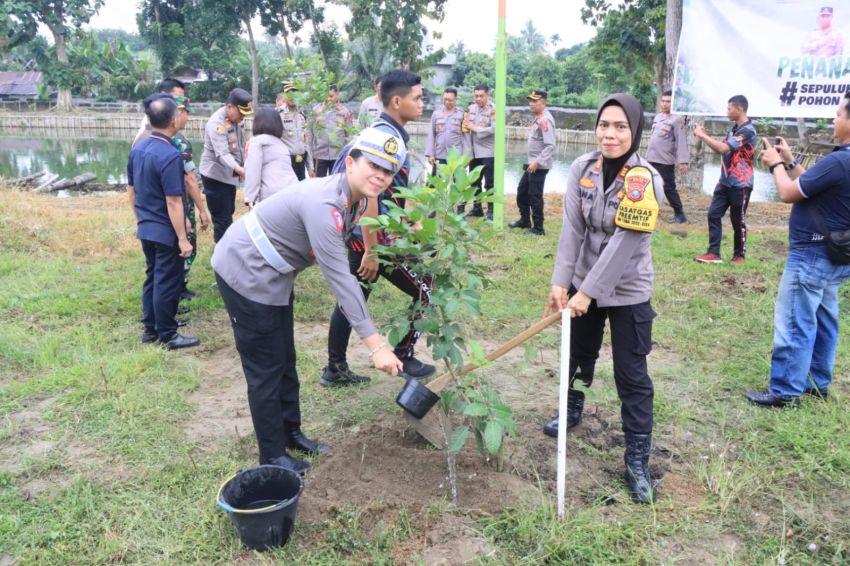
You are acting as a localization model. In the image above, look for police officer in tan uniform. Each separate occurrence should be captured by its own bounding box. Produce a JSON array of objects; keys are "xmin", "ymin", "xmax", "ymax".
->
[
  {"xmin": 357, "ymin": 76, "xmax": 384, "ymax": 129},
  {"xmin": 199, "ymin": 87, "xmax": 253, "ymax": 242},
  {"xmin": 276, "ymin": 83, "xmax": 314, "ymax": 181},
  {"xmin": 461, "ymin": 84, "xmax": 497, "ymax": 219},
  {"xmin": 509, "ymin": 89, "xmax": 556, "ymax": 235},
  {"xmin": 425, "ymin": 87, "xmax": 467, "ymax": 175},
  {"xmin": 646, "ymin": 89, "xmax": 689, "ymax": 223},
  {"xmin": 309, "ymin": 85, "xmax": 354, "ymax": 177}
]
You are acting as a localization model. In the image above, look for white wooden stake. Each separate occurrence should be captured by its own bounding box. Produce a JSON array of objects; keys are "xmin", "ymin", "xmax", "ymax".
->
[{"xmin": 557, "ymin": 308, "xmax": 571, "ymax": 519}]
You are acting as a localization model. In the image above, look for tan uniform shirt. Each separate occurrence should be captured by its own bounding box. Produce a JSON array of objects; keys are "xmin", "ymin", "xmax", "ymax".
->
[
  {"xmin": 279, "ymin": 106, "xmax": 312, "ymax": 171},
  {"xmin": 645, "ymin": 113, "xmax": 689, "ymax": 166},
  {"xmin": 309, "ymin": 102, "xmax": 354, "ymax": 160},
  {"xmin": 425, "ymin": 107, "xmax": 468, "ymax": 159},
  {"xmin": 199, "ymin": 106, "xmax": 245, "ymax": 185},
  {"xmin": 552, "ymin": 152, "xmax": 665, "ymax": 307},
  {"xmin": 466, "ymin": 101, "xmax": 496, "ymax": 158},
  {"xmin": 527, "ymin": 108, "xmax": 556, "ymax": 169},
  {"xmin": 357, "ymin": 95, "xmax": 384, "ymax": 129}
]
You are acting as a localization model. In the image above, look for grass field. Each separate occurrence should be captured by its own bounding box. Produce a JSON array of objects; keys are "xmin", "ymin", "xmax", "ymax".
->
[{"xmin": 0, "ymin": 190, "xmax": 848, "ymax": 565}]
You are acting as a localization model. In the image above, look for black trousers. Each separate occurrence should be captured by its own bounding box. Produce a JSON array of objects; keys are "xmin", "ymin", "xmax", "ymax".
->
[
  {"xmin": 465, "ymin": 157, "xmax": 495, "ymax": 212},
  {"xmin": 707, "ymin": 183, "xmax": 752, "ymax": 257},
  {"xmin": 201, "ymin": 175, "xmax": 236, "ymax": 243},
  {"xmin": 216, "ymin": 273, "xmax": 300, "ymax": 463},
  {"xmin": 516, "ymin": 166, "xmax": 549, "ymax": 228},
  {"xmin": 568, "ymin": 294, "xmax": 655, "ymax": 434},
  {"xmin": 649, "ymin": 162, "xmax": 683, "ymax": 214},
  {"xmin": 290, "ymin": 153, "xmax": 308, "ymax": 181},
  {"xmin": 315, "ymin": 159, "xmax": 336, "ymax": 178},
  {"xmin": 430, "ymin": 158, "xmax": 447, "ymax": 177},
  {"xmin": 328, "ymin": 249, "xmax": 431, "ymax": 366},
  {"xmin": 141, "ymin": 239, "xmax": 184, "ymax": 341}
]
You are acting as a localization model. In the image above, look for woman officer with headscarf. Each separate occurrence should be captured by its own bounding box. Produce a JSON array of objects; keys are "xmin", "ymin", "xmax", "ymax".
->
[{"xmin": 543, "ymin": 93, "xmax": 665, "ymax": 504}]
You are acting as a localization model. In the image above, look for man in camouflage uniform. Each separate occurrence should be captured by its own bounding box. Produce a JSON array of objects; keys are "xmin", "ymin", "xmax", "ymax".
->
[
  {"xmin": 309, "ymin": 85, "xmax": 353, "ymax": 177},
  {"xmin": 276, "ymin": 83, "xmax": 314, "ymax": 181}
]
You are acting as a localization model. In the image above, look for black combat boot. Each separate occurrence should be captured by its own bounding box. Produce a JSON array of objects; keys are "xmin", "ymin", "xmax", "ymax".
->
[
  {"xmin": 543, "ymin": 389, "xmax": 585, "ymax": 437},
  {"xmin": 624, "ymin": 432, "xmax": 655, "ymax": 504}
]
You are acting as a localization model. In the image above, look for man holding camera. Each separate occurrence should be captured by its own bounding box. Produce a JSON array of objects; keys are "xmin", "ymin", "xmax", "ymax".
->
[{"xmin": 744, "ymin": 93, "xmax": 850, "ymax": 407}]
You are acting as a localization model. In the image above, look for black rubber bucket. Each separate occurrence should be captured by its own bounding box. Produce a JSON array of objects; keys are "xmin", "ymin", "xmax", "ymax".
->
[
  {"xmin": 396, "ymin": 378, "xmax": 440, "ymax": 418},
  {"xmin": 216, "ymin": 465, "xmax": 304, "ymax": 551}
]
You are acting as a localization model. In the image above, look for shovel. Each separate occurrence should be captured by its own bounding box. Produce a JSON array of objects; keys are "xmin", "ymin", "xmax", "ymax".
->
[{"xmin": 397, "ymin": 311, "xmax": 563, "ymax": 448}]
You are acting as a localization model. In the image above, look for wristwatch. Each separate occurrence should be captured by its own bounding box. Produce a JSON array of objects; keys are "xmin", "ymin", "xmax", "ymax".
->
[
  {"xmin": 769, "ymin": 162, "xmax": 784, "ymax": 173},
  {"xmin": 784, "ymin": 159, "xmax": 799, "ymax": 170}
]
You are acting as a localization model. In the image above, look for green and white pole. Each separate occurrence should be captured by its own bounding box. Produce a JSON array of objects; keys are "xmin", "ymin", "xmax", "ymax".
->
[{"xmin": 493, "ymin": 0, "xmax": 507, "ymax": 228}]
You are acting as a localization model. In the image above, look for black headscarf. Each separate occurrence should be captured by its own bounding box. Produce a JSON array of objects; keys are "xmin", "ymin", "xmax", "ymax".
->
[{"xmin": 595, "ymin": 93, "xmax": 645, "ymax": 189}]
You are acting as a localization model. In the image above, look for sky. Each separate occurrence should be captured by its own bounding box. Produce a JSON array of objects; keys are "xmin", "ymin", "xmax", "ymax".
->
[{"xmin": 85, "ymin": 0, "xmax": 598, "ymax": 55}]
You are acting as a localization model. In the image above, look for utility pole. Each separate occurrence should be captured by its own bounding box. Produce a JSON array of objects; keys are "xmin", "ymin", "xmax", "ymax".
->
[{"xmin": 493, "ymin": 0, "xmax": 507, "ymax": 227}]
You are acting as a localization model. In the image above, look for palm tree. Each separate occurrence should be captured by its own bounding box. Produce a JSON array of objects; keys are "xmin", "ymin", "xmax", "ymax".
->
[{"xmin": 520, "ymin": 20, "xmax": 546, "ymax": 53}]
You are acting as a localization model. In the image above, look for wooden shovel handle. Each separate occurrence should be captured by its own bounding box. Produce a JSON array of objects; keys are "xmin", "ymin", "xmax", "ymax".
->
[{"xmin": 425, "ymin": 310, "xmax": 564, "ymax": 394}]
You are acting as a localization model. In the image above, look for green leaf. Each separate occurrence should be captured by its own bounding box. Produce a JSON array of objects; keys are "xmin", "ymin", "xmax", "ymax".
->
[
  {"xmin": 448, "ymin": 426, "xmax": 469, "ymax": 452},
  {"xmin": 462, "ymin": 403, "xmax": 488, "ymax": 417},
  {"xmin": 484, "ymin": 421, "xmax": 505, "ymax": 455}
]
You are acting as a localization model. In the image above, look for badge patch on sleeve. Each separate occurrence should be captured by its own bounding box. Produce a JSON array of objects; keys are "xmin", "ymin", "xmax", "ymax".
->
[
  {"xmin": 216, "ymin": 125, "xmax": 226, "ymax": 134},
  {"xmin": 331, "ymin": 209, "xmax": 344, "ymax": 233},
  {"xmin": 614, "ymin": 166, "xmax": 659, "ymax": 233},
  {"xmin": 580, "ymin": 177, "xmax": 595, "ymax": 189}
]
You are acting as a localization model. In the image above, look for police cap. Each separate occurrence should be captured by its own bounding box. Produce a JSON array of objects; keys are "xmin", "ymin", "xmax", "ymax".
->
[
  {"xmin": 227, "ymin": 88, "xmax": 254, "ymax": 116},
  {"xmin": 526, "ymin": 89, "xmax": 548, "ymax": 101}
]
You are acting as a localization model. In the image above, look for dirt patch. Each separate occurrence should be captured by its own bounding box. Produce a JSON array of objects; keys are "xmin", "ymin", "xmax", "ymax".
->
[
  {"xmin": 299, "ymin": 420, "xmax": 541, "ymax": 525},
  {"xmin": 758, "ymin": 238, "xmax": 789, "ymax": 258}
]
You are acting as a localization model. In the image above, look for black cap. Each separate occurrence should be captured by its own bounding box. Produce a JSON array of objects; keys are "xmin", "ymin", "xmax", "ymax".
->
[
  {"xmin": 527, "ymin": 89, "xmax": 548, "ymax": 101},
  {"xmin": 227, "ymin": 88, "xmax": 253, "ymax": 116},
  {"xmin": 281, "ymin": 82, "xmax": 298, "ymax": 93},
  {"xmin": 143, "ymin": 92, "xmax": 174, "ymax": 110}
]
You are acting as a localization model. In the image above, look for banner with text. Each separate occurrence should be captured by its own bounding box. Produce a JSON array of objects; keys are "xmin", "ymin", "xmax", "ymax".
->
[{"xmin": 674, "ymin": 0, "xmax": 850, "ymax": 117}]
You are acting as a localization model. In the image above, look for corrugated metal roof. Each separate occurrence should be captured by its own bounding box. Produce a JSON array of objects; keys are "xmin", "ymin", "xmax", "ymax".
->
[{"xmin": 0, "ymin": 71, "xmax": 44, "ymax": 96}]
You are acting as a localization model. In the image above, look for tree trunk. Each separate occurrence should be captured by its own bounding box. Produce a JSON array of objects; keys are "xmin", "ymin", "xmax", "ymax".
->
[
  {"xmin": 666, "ymin": 0, "xmax": 702, "ymax": 193},
  {"xmin": 48, "ymin": 25, "xmax": 73, "ymax": 111},
  {"xmin": 281, "ymin": 30, "xmax": 293, "ymax": 59},
  {"xmin": 244, "ymin": 15, "xmax": 260, "ymax": 105}
]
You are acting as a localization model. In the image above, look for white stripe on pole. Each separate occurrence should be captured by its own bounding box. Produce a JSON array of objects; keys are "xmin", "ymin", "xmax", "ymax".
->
[{"xmin": 557, "ymin": 308, "xmax": 571, "ymax": 519}]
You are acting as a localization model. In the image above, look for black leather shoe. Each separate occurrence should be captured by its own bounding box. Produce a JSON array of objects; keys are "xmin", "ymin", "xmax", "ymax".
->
[
  {"xmin": 624, "ymin": 432, "xmax": 655, "ymax": 504},
  {"xmin": 262, "ymin": 452, "xmax": 311, "ymax": 475},
  {"xmin": 465, "ymin": 206, "xmax": 484, "ymax": 218},
  {"xmin": 141, "ymin": 329, "xmax": 157, "ymax": 344},
  {"xmin": 804, "ymin": 387, "xmax": 829, "ymax": 400},
  {"xmin": 669, "ymin": 212, "xmax": 688, "ymax": 224},
  {"xmin": 180, "ymin": 289, "xmax": 197, "ymax": 301},
  {"xmin": 177, "ymin": 305, "xmax": 190, "ymax": 315},
  {"xmin": 399, "ymin": 356, "xmax": 436, "ymax": 380},
  {"xmin": 285, "ymin": 428, "xmax": 333, "ymax": 455},
  {"xmin": 508, "ymin": 219, "xmax": 531, "ymax": 229},
  {"xmin": 743, "ymin": 390, "xmax": 800, "ymax": 408},
  {"xmin": 163, "ymin": 333, "xmax": 201, "ymax": 350},
  {"xmin": 486, "ymin": 210, "xmax": 494, "ymax": 222},
  {"xmin": 456, "ymin": 205, "xmax": 466, "ymax": 215},
  {"xmin": 177, "ymin": 319, "xmax": 189, "ymax": 328},
  {"xmin": 320, "ymin": 363, "xmax": 371, "ymax": 387},
  {"xmin": 525, "ymin": 227, "xmax": 545, "ymax": 236}
]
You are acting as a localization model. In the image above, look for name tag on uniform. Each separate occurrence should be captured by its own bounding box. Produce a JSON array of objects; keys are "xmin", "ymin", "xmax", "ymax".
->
[{"xmin": 615, "ymin": 167, "xmax": 659, "ymax": 233}]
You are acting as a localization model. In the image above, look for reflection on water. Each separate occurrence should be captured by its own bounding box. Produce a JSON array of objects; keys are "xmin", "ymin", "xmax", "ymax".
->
[{"xmin": 0, "ymin": 134, "xmax": 778, "ymax": 202}]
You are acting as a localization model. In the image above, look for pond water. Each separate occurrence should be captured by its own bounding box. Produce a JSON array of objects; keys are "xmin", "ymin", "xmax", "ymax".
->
[{"xmin": 0, "ymin": 135, "xmax": 779, "ymax": 202}]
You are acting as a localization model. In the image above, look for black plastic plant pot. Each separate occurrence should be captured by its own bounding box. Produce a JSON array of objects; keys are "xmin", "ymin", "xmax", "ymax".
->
[
  {"xmin": 396, "ymin": 377, "xmax": 440, "ymax": 418},
  {"xmin": 216, "ymin": 465, "xmax": 304, "ymax": 551}
]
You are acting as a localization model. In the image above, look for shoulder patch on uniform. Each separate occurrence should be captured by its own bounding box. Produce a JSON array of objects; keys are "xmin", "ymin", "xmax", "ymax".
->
[
  {"xmin": 216, "ymin": 124, "xmax": 226, "ymax": 134},
  {"xmin": 615, "ymin": 166, "xmax": 659, "ymax": 233},
  {"xmin": 331, "ymin": 209, "xmax": 344, "ymax": 233},
  {"xmin": 580, "ymin": 177, "xmax": 595, "ymax": 189}
]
